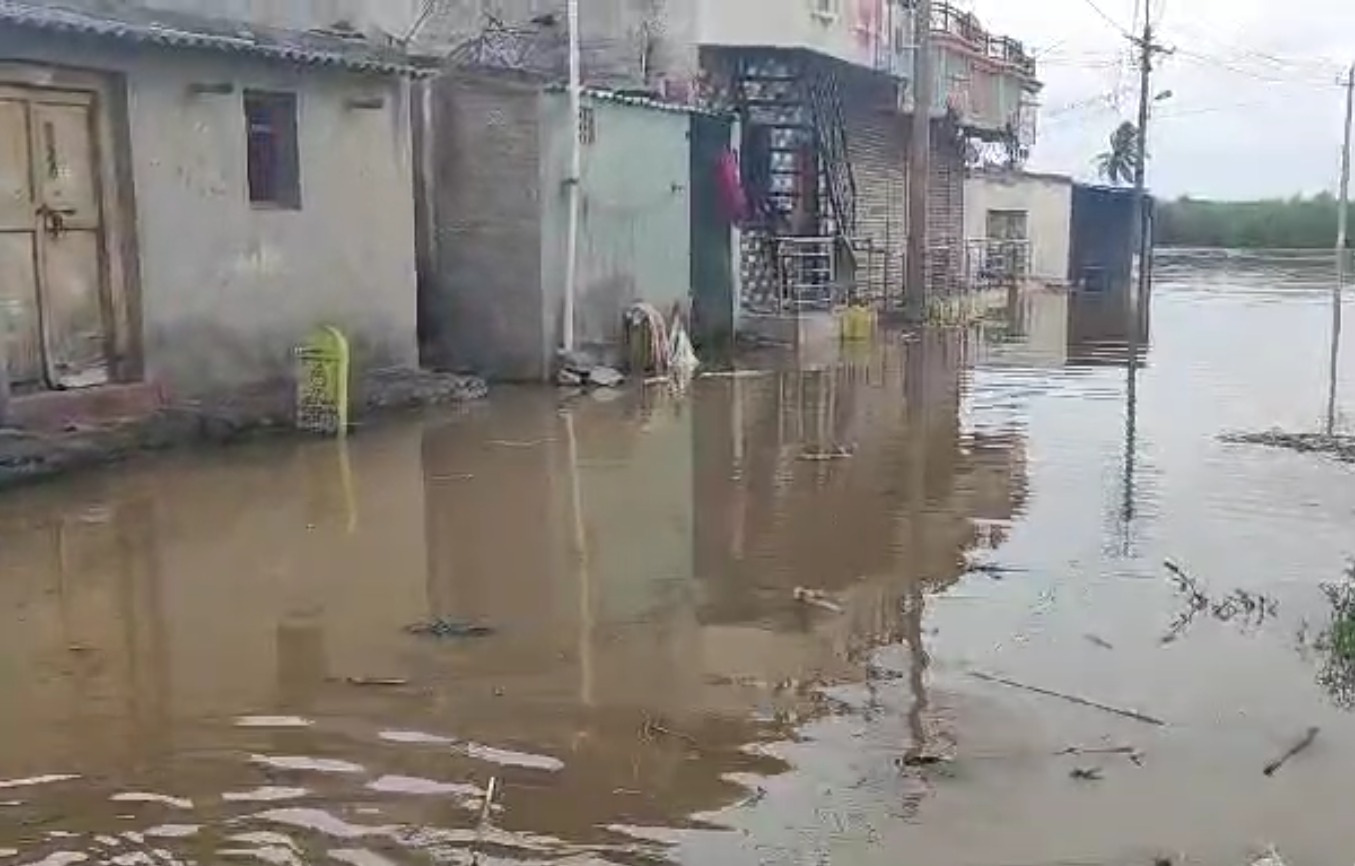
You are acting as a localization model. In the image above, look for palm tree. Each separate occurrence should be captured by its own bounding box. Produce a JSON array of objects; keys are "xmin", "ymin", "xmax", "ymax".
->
[{"xmin": 1096, "ymin": 122, "xmax": 1140, "ymax": 185}]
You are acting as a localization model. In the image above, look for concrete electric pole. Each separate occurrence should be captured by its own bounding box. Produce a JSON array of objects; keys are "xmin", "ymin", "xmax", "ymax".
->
[
  {"xmin": 1327, "ymin": 64, "xmax": 1354, "ymax": 435},
  {"xmin": 905, "ymin": 0, "xmax": 934, "ymax": 322},
  {"xmin": 563, "ymin": 0, "xmax": 582, "ymax": 354},
  {"xmin": 1130, "ymin": 18, "xmax": 1165, "ymax": 337}
]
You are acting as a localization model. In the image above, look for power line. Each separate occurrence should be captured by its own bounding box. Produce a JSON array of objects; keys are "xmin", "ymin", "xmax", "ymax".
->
[
  {"xmin": 1172, "ymin": 47, "xmax": 1340, "ymax": 87},
  {"xmin": 1077, "ymin": 0, "xmax": 1133, "ymax": 37}
]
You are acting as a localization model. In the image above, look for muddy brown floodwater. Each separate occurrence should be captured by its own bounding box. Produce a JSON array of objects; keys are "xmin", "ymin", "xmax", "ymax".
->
[{"xmin": 3, "ymin": 250, "xmax": 1355, "ymax": 866}]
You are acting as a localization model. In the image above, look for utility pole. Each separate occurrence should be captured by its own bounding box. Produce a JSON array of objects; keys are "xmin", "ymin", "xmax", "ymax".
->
[
  {"xmin": 1327, "ymin": 64, "xmax": 1354, "ymax": 436},
  {"xmin": 562, "ymin": 0, "xmax": 582, "ymax": 354},
  {"xmin": 1129, "ymin": 19, "xmax": 1163, "ymax": 344},
  {"xmin": 905, "ymin": 0, "xmax": 933, "ymax": 322}
]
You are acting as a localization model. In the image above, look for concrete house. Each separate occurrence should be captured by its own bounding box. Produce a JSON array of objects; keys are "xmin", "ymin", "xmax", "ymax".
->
[
  {"xmin": 418, "ymin": 70, "xmax": 735, "ymax": 381},
  {"xmin": 0, "ymin": 0, "xmax": 424, "ymax": 420},
  {"xmin": 964, "ymin": 169, "xmax": 1073, "ymax": 287},
  {"xmin": 413, "ymin": 0, "xmax": 1041, "ymax": 314}
]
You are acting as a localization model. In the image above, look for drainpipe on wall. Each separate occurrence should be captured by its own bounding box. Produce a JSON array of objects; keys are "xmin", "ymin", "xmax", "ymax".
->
[
  {"xmin": 562, "ymin": 0, "xmax": 582, "ymax": 355},
  {"xmin": 0, "ymin": 308, "xmax": 9, "ymax": 426},
  {"xmin": 0, "ymin": 354, "xmax": 8, "ymax": 427}
]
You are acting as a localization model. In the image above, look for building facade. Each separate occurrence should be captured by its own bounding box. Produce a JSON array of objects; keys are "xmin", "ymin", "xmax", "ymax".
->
[
  {"xmin": 419, "ymin": 71, "xmax": 735, "ymax": 380},
  {"xmin": 0, "ymin": 0, "xmax": 422, "ymax": 410},
  {"xmin": 411, "ymin": 0, "xmax": 1040, "ymax": 314},
  {"xmin": 964, "ymin": 169, "xmax": 1074, "ymax": 287}
]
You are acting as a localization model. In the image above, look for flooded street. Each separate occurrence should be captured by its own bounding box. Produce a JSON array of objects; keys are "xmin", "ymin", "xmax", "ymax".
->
[{"xmin": 4, "ymin": 250, "xmax": 1355, "ymax": 866}]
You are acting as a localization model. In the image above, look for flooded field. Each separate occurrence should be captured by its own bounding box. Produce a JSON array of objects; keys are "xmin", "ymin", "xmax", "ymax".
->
[{"xmin": 3, "ymin": 250, "xmax": 1355, "ymax": 866}]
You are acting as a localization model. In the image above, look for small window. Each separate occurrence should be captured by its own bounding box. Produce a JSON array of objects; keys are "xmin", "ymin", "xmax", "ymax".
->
[
  {"xmin": 244, "ymin": 91, "xmax": 300, "ymax": 209},
  {"xmin": 579, "ymin": 106, "xmax": 596, "ymax": 146},
  {"xmin": 811, "ymin": 0, "xmax": 841, "ymax": 20}
]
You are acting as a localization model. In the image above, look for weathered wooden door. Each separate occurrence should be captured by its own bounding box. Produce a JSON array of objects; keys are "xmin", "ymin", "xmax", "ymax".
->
[
  {"xmin": 0, "ymin": 87, "xmax": 109, "ymax": 390},
  {"xmin": 689, "ymin": 114, "xmax": 735, "ymax": 354}
]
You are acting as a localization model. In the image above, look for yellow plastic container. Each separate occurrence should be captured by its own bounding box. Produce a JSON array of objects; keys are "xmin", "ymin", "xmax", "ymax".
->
[{"xmin": 839, "ymin": 306, "xmax": 877, "ymax": 342}]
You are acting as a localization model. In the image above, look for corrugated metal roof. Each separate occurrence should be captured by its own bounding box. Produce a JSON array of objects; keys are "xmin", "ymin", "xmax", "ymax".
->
[
  {"xmin": 543, "ymin": 82, "xmax": 732, "ymax": 119},
  {"xmin": 0, "ymin": 0, "xmax": 424, "ymax": 76}
]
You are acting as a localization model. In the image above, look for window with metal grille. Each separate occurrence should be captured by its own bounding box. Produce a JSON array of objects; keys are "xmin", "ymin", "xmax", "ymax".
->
[
  {"xmin": 244, "ymin": 91, "xmax": 301, "ymax": 209},
  {"xmin": 579, "ymin": 106, "xmax": 597, "ymax": 145}
]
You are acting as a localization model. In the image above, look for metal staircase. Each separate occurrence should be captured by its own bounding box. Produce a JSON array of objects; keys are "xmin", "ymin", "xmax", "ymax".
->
[{"xmin": 733, "ymin": 53, "xmax": 860, "ymax": 313}]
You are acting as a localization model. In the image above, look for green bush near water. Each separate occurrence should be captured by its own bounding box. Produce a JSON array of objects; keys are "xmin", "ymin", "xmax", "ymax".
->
[
  {"xmin": 1156, "ymin": 193, "xmax": 1352, "ymax": 250},
  {"xmin": 1316, "ymin": 563, "xmax": 1355, "ymax": 710}
]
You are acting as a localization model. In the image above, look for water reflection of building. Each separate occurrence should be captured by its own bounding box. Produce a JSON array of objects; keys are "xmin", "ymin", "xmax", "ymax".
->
[
  {"xmin": 694, "ymin": 334, "xmax": 1029, "ymax": 655},
  {"xmin": 982, "ymin": 287, "xmax": 1150, "ymax": 368},
  {"xmin": 0, "ymin": 344, "xmax": 1029, "ymax": 851}
]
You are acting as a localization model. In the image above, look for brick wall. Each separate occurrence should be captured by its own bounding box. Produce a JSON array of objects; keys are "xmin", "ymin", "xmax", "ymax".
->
[{"xmin": 422, "ymin": 74, "xmax": 548, "ymax": 380}]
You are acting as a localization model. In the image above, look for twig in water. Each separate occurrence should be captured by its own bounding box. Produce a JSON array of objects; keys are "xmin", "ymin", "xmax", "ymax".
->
[
  {"xmin": 1263, "ymin": 726, "xmax": 1319, "ymax": 777},
  {"xmin": 641, "ymin": 717, "xmax": 699, "ymax": 746},
  {"xmin": 970, "ymin": 671, "xmax": 1167, "ymax": 727},
  {"xmin": 470, "ymin": 775, "xmax": 499, "ymax": 865},
  {"xmin": 1084, "ymin": 634, "xmax": 1115, "ymax": 650},
  {"xmin": 345, "ymin": 676, "xmax": 409, "ymax": 687},
  {"xmin": 1056, "ymin": 745, "xmax": 1137, "ymax": 757},
  {"xmin": 488, "ymin": 439, "xmax": 553, "ymax": 449},
  {"xmin": 798, "ymin": 446, "xmax": 854, "ymax": 462},
  {"xmin": 793, "ymin": 587, "xmax": 844, "ymax": 613}
]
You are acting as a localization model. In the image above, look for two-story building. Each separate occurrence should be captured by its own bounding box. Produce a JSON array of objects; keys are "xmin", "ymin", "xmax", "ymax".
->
[{"xmin": 412, "ymin": 0, "xmax": 1040, "ymax": 313}]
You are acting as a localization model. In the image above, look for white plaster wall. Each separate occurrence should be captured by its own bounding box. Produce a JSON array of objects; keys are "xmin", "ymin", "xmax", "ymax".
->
[
  {"xmin": 964, "ymin": 173, "xmax": 1072, "ymax": 285},
  {"xmin": 696, "ymin": 0, "xmax": 910, "ymax": 75},
  {"xmin": 125, "ymin": 53, "xmax": 420, "ymax": 390},
  {"xmin": 0, "ymin": 32, "xmax": 420, "ymax": 393}
]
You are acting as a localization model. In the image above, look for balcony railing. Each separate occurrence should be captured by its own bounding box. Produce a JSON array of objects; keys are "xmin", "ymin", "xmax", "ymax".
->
[{"xmin": 932, "ymin": 3, "xmax": 1037, "ymax": 79}]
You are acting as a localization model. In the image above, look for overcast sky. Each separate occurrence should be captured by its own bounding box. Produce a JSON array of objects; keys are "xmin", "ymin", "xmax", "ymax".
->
[{"xmin": 966, "ymin": 0, "xmax": 1355, "ymax": 200}]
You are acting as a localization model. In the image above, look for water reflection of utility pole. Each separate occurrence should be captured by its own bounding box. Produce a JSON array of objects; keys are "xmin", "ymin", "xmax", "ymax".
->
[
  {"xmin": 901, "ymin": 335, "xmax": 931, "ymax": 761},
  {"xmin": 563, "ymin": 410, "xmax": 594, "ymax": 707},
  {"xmin": 1119, "ymin": 339, "xmax": 1140, "ymax": 556},
  {"xmin": 1327, "ymin": 64, "xmax": 1353, "ymax": 436}
]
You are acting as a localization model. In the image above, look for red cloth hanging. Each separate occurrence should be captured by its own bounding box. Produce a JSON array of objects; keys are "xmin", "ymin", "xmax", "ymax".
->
[{"xmin": 715, "ymin": 149, "xmax": 748, "ymax": 225}]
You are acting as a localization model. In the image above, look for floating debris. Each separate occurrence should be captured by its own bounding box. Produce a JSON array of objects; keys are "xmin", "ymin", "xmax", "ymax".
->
[
  {"xmin": 971, "ymin": 671, "xmax": 1167, "ymax": 726},
  {"xmin": 641, "ymin": 717, "xmax": 699, "ymax": 747},
  {"xmin": 1084, "ymin": 634, "xmax": 1115, "ymax": 650},
  {"xmin": 965, "ymin": 562, "xmax": 1028, "ymax": 580},
  {"xmin": 1056, "ymin": 745, "xmax": 1143, "ymax": 765},
  {"xmin": 798, "ymin": 446, "xmax": 854, "ymax": 462},
  {"xmin": 345, "ymin": 677, "xmax": 409, "ymax": 688},
  {"xmin": 1249, "ymin": 845, "xmax": 1290, "ymax": 866},
  {"xmin": 792, "ymin": 587, "xmax": 844, "ymax": 614},
  {"xmin": 899, "ymin": 751, "xmax": 951, "ymax": 768},
  {"xmin": 404, "ymin": 619, "xmax": 496, "ymax": 640},
  {"xmin": 1163, "ymin": 560, "xmax": 1279, "ymax": 643},
  {"xmin": 1263, "ymin": 726, "xmax": 1319, "ymax": 777},
  {"xmin": 1221, "ymin": 430, "xmax": 1355, "ymax": 464},
  {"xmin": 1070, "ymin": 767, "xmax": 1104, "ymax": 781}
]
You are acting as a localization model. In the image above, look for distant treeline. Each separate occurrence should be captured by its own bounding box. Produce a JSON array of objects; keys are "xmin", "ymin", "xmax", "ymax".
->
[{"xmin": 1155, "ymin": 193, "xmax": 1350, "ymax": 249}]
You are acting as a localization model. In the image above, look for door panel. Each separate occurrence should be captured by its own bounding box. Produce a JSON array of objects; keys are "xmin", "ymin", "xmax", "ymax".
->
[
  {"xmin": 42, "ymin": 229, "xmax": 107, "ymax": 387},
  {"xmin": 32, "ymin": 97, "xmax": 108, "ymax": 387},
  {"xmin": 0, "ymin": 96, "xmax": 40, "ymax": 385},
  {"xmin": 32, "ymin": 101, "xmax": 98, "ymax": 227},
  {"xmin": 0, "ymin": 86, "xmax": 110, "ymax": 391},
  {"xmin": 0, "ymin": 232, "xmax": 43, "ymax": 385},
  {"xmin": 0, "ymin": 98, "xmax": 32, "ymax": 229}
]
